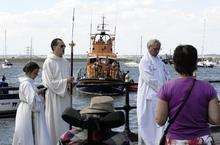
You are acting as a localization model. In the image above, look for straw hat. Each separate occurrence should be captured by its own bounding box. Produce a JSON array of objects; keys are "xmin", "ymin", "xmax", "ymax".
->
[{"xmin": 80, "ymin": 96, "xmax": 114, "ymax": 114}]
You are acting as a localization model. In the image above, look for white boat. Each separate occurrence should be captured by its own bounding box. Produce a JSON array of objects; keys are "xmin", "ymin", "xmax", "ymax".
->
[
  {"xmin": 197, "ymin": 60, "xmax": 216, "ymax": 68},
  {"xmin": 0, "ymin": 80, "xmax": 19, "ymax": 118},
  {"xmin": 1, "ymin": 30, "xmax": 13, "ymax": 69},
  {"xmin": 0, "ymin": 97, "xmax": 19, "ymax": 117},
  {"xmin": 2, "ymin": 59, "xmax": 13, "ymax": 69},
  {"xmin": 124, "ymin": 61, "xmax": 139, "ymax": 67},
  {"xmin": 198, "ymin": 19, "xmax": 216, "ymax": 68}
]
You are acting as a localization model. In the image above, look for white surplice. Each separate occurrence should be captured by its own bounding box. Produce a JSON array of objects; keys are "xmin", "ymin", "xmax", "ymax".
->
[
  {"xmin": 42, "ymin": 53, "xmax": 72, "ymax": 145},
  {"xmin": 137, "ymin": 51, "xmax": 169, "ymax": 145},
  {"xmin": 12, "ymin": 76, "xmax": 52, "ymax": 145}
]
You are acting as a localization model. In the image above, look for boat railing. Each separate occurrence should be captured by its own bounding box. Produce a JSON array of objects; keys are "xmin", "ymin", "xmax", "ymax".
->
[{"xmin": 77, "ymin": 65, "xmax": 125, "ymax": 80}]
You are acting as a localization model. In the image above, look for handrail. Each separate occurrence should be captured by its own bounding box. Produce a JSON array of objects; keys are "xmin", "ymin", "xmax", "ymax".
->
[{"xmin": 114, "ymin": 82, "xmax": 138, "ymax": 141}]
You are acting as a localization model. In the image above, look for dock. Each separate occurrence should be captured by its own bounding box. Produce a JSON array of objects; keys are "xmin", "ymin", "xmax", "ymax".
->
[{"xmin": 1, "ymin": 82, "xmax": 220, "ymax": 144}]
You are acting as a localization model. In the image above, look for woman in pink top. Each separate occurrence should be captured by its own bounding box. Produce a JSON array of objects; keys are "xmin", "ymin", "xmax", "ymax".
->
[{"xmin": 155, "ymin": 45, "xmax": 220, "ymax": 145}]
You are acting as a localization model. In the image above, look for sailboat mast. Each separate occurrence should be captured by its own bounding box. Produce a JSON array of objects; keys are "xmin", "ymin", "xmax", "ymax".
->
[
  {"xmin": 140, "ymin": 36, "xmax": 142, "ymax": 57},
  {"xmin": 30, "ymin": 37, "xmax": 33, "ymax": 61},
  {"xmin": 90, "ymin": 15, "xmax": 92, "ymax": 53},
  {"xmin": 4, "ymin": 30, "xmax": 7, "ymax": 59},
  {"xmin": 201, "ymin": 19, "xmax": 206, "ymax": 60}
]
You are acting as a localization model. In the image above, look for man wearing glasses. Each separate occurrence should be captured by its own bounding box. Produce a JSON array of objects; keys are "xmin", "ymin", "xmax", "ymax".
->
[{"xmin": 42, "ymin": 38, "xmax": 74, "ymax": 145}]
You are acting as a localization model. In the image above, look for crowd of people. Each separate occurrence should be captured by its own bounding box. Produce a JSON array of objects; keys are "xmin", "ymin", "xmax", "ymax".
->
[
  {"xmin": 87, "ymin": 57, "xmax": 119, "ymax": 79},
  {"xmin": 11, "ymin": 38, "xmax": 220, "ymax": 145}
]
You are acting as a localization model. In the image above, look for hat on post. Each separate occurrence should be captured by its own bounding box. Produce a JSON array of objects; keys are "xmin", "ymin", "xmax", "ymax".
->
[{"xmin": 80, "ymin": 96, "xmax": 114, "ymax": 114}]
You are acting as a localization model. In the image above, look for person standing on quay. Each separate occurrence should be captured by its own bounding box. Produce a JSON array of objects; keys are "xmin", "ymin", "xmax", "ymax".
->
[
  {"xmin": 13, "ymin": 62, "xmax": 52, "ymax": 145},
  {"xmin": 155, "ymin": 45, "xmax": 220, "ymax": 145},
  {"xmin": 137, "ymin": 39, "xmax": 169, "ymax": 145},
  {"xmin": 42, "ymin": 38, "xmax": 74, "ymax": 144}
]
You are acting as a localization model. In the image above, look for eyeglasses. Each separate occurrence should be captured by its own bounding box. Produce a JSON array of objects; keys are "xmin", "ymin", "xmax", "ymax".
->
[
  {"xmin": 151, "ymin": 47, "xmax": 161, "ymax": 50},
  {"xmin": 60, "ymin": 45, "xmax": 66, "ymax": 48}
]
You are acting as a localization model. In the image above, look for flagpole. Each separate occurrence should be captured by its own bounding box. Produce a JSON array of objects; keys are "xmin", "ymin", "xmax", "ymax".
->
[{"xmin": 69, "ymin": 8, "xmax": 75, "ymax": 117}]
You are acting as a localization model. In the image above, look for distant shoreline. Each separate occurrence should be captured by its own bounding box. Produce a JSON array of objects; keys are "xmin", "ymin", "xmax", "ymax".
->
[
  {"xmin": 0, "ymin": 56, "xmax": 132, "ymax": 62},
  {"xmin": 1, "ymin": 54, "xmax": 220, "ymax": 62}
]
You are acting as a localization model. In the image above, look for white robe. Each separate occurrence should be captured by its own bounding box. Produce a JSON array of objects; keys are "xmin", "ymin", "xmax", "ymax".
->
[
  {"xmin": 12, "ymin": 76, "xmax": 52, "ymax": 145},
  {"xmin": 137, "ymin": 51, "xmax": 169, "ymax": 145},
  {"xmin": 42, "ymin": 53, "xmax": 71, "ymax": 145}
]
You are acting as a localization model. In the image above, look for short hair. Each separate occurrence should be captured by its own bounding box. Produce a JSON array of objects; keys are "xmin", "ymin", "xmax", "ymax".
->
[
  {"xmin": 51, "ymin": 38, "xmax": 62, "ymax": 51},
  {"xmin": 173, "ymin": 45, "xmax": 197, "ymax": 76},
  {"xmin": 23, "ymin": 61, "xmax": 40, "ymax": 74},
  {"xmin": 147, "ymin": 39, "xmax": 161, "ymax": 48}
]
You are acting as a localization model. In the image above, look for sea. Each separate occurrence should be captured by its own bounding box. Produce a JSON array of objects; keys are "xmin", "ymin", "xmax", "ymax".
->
[{"xmin": 0, "ymin": 60, "xmax": 220, "ymax": 145}]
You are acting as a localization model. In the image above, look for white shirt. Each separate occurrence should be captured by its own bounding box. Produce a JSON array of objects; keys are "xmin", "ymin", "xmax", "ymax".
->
[
  {"xmin": 13, "ymin": 76, "xmax": 52, "ymax": 145},
  {"xmin": 42, "ymin": 53, "xmax": 72, "ymax": 145},
  {"xmin": 137, "ymin": 51, "xmax": 169, "ymax": 145}
]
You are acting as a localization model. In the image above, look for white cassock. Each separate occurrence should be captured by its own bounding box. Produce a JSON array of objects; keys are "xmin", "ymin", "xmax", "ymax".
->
[
  {"xmin": 42, "ymin": 53, "xmax": 71, "ymax": 145},
  {"xmin": 12, "ymin": 76, "xmax": 52, "ymax": 145},
  {"xmin": 137, "ymin": 51, "xmax": 169, "ymax": 145}
]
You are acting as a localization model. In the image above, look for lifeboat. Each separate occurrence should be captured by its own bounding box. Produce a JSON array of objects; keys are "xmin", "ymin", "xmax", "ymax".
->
[{"xmin": 76, "ymin": 16, "xmax": 126, "ymax": 95}]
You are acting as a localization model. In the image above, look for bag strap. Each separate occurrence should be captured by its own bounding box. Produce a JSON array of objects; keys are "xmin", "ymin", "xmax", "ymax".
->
[{"xmin": 162, "ymin": 78, "xmax": 196, "ymax": 135}]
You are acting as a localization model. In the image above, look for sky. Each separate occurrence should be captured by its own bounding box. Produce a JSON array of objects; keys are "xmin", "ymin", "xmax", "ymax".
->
[{"xmin": 0, "ymin": 0, "xmax": 220, "ymax": 56}]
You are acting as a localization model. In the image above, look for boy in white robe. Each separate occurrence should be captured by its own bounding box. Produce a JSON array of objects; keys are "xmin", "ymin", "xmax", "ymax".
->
[
  {"xmin": 13, "ymin": 62, "xmax": 52, "ymax": 145},
  {"xmin": 137, "ymin": 39, "xmax": 169, "ymax": 145},
  {"xmin": 42, "ymin": 38, "xmax": 74, "ymax": 145}
]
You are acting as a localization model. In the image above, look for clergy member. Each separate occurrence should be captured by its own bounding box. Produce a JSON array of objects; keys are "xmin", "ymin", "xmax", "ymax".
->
[
  {"xmin": 42, "ymin": 38, "xmax": 74, "ymax": 145},
  {"xmin": 13, "ymin": 62, "xmax": 52, "ymax": 145},
  {"xmin": 137, "ymin": 39, "xmax": 169, "ymax": 145}
]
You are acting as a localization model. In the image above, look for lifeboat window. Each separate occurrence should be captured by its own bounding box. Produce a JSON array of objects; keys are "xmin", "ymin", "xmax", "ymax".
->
[
  {"xmin": 109, "ymin": 59, "xmax": 114, "ymax": 64},
  {"xmin": 100, "ymin": 58, "xmax": 106, "ymax": 64},
  {"xmin": 89, "ymin": 58, "xmax": 96, "ymax": 63}
]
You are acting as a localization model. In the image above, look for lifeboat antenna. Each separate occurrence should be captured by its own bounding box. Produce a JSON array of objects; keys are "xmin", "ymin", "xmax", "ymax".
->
[
  {"xmin": 113, "ymin": 26, "xmax": 116, "ymax": 52},
  {"xmin": 97, "ymin": 15, "xmax": 109, "ymax": 33},
  {"xmin": 90, "ymin": 14, "xmax": 92, "ymax": 52},
  {"xmin": 102, "ymin": 15, "xmax": 105, "ymax": 32}
]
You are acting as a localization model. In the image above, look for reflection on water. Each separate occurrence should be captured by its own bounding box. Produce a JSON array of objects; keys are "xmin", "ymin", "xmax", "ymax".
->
[
  {"xmin": 1, "ymin": 61, "xmax": 220, "ymax": 144},
  {"xmin": 0, "ymin": 118, "xmax": 15, "ymax": 145}
]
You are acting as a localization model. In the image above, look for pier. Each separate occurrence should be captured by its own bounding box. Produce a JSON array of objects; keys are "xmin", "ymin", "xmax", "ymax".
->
[{"xmin": 0, "ymin": 81, "xmax": 220, "ymax": 143}]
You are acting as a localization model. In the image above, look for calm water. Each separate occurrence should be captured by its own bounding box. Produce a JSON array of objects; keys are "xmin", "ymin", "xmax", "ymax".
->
[{"xmin": 1, "ymin": 60, "xmax": 220, "ymax": 145}]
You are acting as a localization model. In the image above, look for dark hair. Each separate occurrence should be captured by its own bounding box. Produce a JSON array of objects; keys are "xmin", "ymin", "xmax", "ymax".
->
[
  {"xmin": 51, "ymin": 38, "xmax": 62, "ymax": 51},
  {"xmin": 173, "ymin": 45, "xmax": 197, "ymax": 76},
  {"xmin": 23, "ymin": 61, "xmax": 40, "ymax": 74}
]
